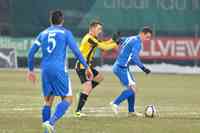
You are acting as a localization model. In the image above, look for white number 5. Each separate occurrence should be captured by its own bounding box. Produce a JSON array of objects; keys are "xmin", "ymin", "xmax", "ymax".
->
[{"xmin": 47, "ymin": 33, "xmax": 56, "ymax": 53}]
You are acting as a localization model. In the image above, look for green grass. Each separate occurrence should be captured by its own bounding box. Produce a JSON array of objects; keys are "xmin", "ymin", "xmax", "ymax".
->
[{"xmin": 0, "ymin": 70, "xmax": 200, "ymax": 133}]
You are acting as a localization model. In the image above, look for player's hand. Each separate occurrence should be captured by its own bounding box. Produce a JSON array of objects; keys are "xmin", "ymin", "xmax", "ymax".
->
[
  {"xmin": 142, "ymin": 67, "xmax": 151, "ymax": 74},
  {"xmin": 85, "ymin": 68, "xmax": 93, "ymax": 81},
  {"xmin": 112, "ymin": 31, "xmax": 122, "ymax": 45},
  {"xmin": 27, "ymin": 71, "xmax": 36, "ymax": 84}
]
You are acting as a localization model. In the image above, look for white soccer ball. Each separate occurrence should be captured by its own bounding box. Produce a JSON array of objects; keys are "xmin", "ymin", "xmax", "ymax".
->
[{"xmin": 144, "ymin": 105, "xmax": 157, "ymax": 118}]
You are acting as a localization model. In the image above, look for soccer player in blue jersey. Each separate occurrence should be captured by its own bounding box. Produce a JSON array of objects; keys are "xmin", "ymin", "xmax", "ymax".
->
[
  {"xmin": 27, "ymin": 10, "xmax": 93, "ymax": 133},
  {"xmin": 110, "ymin": 27, "xmax": 152, "ymax": 116}
]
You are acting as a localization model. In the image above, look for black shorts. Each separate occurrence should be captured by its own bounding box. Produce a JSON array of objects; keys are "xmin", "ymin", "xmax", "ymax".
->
[{"xmin": 76, "ymin": 68, "xmax": 99, "ymax": 84}]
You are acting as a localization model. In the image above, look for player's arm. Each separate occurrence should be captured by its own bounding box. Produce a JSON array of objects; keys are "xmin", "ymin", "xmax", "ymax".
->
[
  {"xmin": 94, "ymin": 38, "xmax": 118, "ymax": 50},
  {"xmin": 28, "ymin": 43, "xmax": 40, "ymax": 71},
  {"xmin": 112, "ymin": 31, "xmax": 124, "ymax": 45},
  {"xmin": 130, "ymin": 42, "xmax": 151, "ymax": 74},
  {"xmin": 27, "ymin": 37, "xmax": 41, "ymax": 83},
  {"xmin": 66, "ymin": 31, "xmax": 93, "ymax": 80}
]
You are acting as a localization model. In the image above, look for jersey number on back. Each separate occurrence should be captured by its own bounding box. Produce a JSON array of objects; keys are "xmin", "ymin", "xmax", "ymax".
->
[{"xmin": 47, "ymin": 33, "xmax": 56, "ymax": 53}]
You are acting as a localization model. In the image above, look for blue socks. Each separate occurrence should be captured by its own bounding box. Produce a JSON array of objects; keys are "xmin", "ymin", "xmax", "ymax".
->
[
  {"xmin": 127, "ymin": 93, "xmax": 135, "ymax": 112},
  {"xmin": 42, "ymin": 105, "xmax": 51, "ymax": 122},
  {"xmin": 113, "ymin": 89, "xmax": 134, "ymax": 106},
  {"xmin": 49, "ymin": 100, "xmax": 70, "ymax": 126},
  {"xmin": 113, "ymin": 88, "xmax": 135, "ymax": 112}
]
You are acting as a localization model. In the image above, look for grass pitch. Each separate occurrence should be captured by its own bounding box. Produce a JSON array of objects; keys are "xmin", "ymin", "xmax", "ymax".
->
[{"xmin": 0, "ymin": 69, "xmax": 200, "ymax": 133}]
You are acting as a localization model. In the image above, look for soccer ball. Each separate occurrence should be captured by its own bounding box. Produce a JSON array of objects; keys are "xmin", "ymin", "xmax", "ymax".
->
[{"xmin": 144, "ymin": 105, "xmax": 157, "ymax": 118}]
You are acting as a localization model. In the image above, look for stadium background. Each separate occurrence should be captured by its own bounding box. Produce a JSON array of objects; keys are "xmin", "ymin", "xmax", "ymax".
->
[
  {"xmin": 0, "ymin": 0, "xmax": 200, "ymax": 68},
  {"xmin": 0, "ymin": 1, "xmax": 200, "ymax": 133}
]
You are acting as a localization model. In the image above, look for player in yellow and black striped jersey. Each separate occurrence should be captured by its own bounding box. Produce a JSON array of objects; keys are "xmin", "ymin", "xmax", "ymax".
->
[{"xmin": 75, "ymin": 20, "xmax": 118, "ymax": 116}]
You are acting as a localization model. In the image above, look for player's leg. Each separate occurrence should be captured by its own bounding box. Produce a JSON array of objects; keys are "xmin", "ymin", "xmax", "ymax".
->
[
  {"xmin": 112, "ymin": 66, "xmax": 135, "ymax": 105},
  {"xmin": 126, "ymin": 72, "xmax": 143, "ymax": 116},
  {"xmin": 127, "ymin": 84, "xmax": 136, "ymax": 113},
  {"xmin": 127, "ymin": 94, "xmax": 135, "ymax": 112},
  {"xmin": 74, "ymin": 68, "xmax": 91, "ymax": 113},
  {"xmin": 126, "ymin": 68, "xmax": 137, "ymax": 113},
  {"xmin": 41, "ymin": 70, "xmax": 55, "ymax": 133},
  {"xmin": 42, "ymin": 96, "xmax": 54, "ymax": 123},
  {"xmin": 49, "ymin": 96, "xmax": 72, "ymax": 126},
  {"xmin": 79, "ymin": 69, "xmax": 102, "ymax": 100},
  {"xmin": 75, "ymin": 80, "xmax": 92, "ymax": 113},
  {"xmin": 43, "ymin": 71, "xmax": 72, "ymax": 133},
  {"xmin": 75, "ymin": 68, "xmax": 91, "ymax": 113},
  {"xmin": 111, "ymin": 65, "xmax": 136, "ymax": 114},
  {"xmin": 91, "ymin": 69, "xmax": 104, "ymax": 88},
  {"xmin": 126, "ymin": 68, "xmax": 138, "ymax": 113},
  {"xmin": 110, "ymin": 85, "xmax": 135, "ymax": 115},
  {"xmin": 112, "ymin": 87, "xmax": 134, "ymax": 106},
  {"xmin": 75, "ymin": 68, "xmax": 102, "ymax": 114},
  {"xmin": 77, "ymin": 68, "xmax": 102, "ymax": 95},
  {"xmin": 43, "ymin": 96, "xmax": 72, "ymax": 133},
  {"xmin": 41, "ymin": 71, "xmax": 54, "ymax": 123}
]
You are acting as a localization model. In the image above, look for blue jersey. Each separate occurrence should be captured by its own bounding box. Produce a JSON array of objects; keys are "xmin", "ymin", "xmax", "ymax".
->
[
  {"xmin": 28, "ymin": 25, "xmax": 88, "ymax": 71},
  {"xmin": 115, "ymin": 35, "xmax": 144, "ymax": 69}
]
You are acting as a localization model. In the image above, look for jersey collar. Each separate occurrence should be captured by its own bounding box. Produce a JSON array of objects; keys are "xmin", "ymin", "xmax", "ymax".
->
[{"xmin": 51, "ymin": 24, "xmax": 63, "ymax": 28}]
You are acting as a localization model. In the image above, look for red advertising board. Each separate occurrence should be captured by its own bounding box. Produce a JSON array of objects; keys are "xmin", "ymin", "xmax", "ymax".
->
[{"xmin": 102, "ymin": 37, "xmax": 200, "ymax": 60}]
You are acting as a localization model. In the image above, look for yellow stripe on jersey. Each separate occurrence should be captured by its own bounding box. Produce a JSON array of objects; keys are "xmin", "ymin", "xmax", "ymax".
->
[{"xmin": 76, "ymin": 33, "xmax": 117, "ymax": 69}]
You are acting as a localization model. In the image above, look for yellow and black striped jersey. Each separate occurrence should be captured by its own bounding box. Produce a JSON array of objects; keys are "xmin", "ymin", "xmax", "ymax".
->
[{"xmin": 76, "ymin": 33, "xmax": 117, "ymax": 69}]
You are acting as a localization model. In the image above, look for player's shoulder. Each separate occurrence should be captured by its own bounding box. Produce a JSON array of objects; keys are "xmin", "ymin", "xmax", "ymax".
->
[
  {"xmin": 37, "ymin": 28, "xmax": 48, "ymax": 37},
  {"xmin": 81, "ymin": 33, "xmax": 96, "ymax": 43},
  {"xmin": 45, "ymin": 26, "xmax": 73, "ymax": 36},
  {"xmin": 80, "ymin": 33, "xmax": 89, "ymax": 45},
  {"xmin": 82, "ymin": 33, "xmax": 93, "ymax": 40},
  {"xmin": 128, "ymin": 35, "xmax": 140, "ymax": 44},
  {"xmin": 60, "ymin": 27, "xmax": 72, "ymax": 35},
  {"xmin": 121, "ymin": 36, "xmax": 136, "ymax": 45},
  {"xmin": 129, "ymin": 35, "xmax": 138, "ymax": 41}
]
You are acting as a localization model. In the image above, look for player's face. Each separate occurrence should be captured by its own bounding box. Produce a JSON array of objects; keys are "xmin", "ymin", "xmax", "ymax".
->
[
  {"xmin": 94, "ymin": 24, "xmax": 103, "ymax": 37},
  {"xmin": 141, "ymin": 32, "xmax": 152, "ymax": 42}
]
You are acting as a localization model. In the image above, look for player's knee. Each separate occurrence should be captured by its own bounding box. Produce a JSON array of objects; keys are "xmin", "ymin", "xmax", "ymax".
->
[
  {"xmin": 44, "ymin": 101, "xmax": 53, "ymax": 107},
  {"xmin": 95, "ymin": 73, "xmax": 104, "ymax": 82},
  {"xmin": 83, "ymin": 81, "xmax": 92, "ymax": 89},
  {"xmin": 66, "ymin": 97, "xmax": 73, "ymax": 104},
  {"xmin": 44, "ymin": 96, "xmax": 54, "ymax": 107},
  {"xmin": 62, "ymin": 96, "xmax": 73, "ymax": 104},
  {"xmin": 129, "ymin": 84, "xmax": 137, "ymax": 93},
  {"xmin": 84, "ymin": 81, "xmax": 92, "ymax": 86}
]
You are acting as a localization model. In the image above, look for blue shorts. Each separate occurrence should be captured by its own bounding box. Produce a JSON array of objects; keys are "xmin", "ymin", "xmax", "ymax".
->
[
  {"xmin": 41, "ymin": 69, "xmax": 72, "ymax": 96},
  {"xmin": 113, "ymin": 63, "xmax": 136, "ymax": 87}
]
